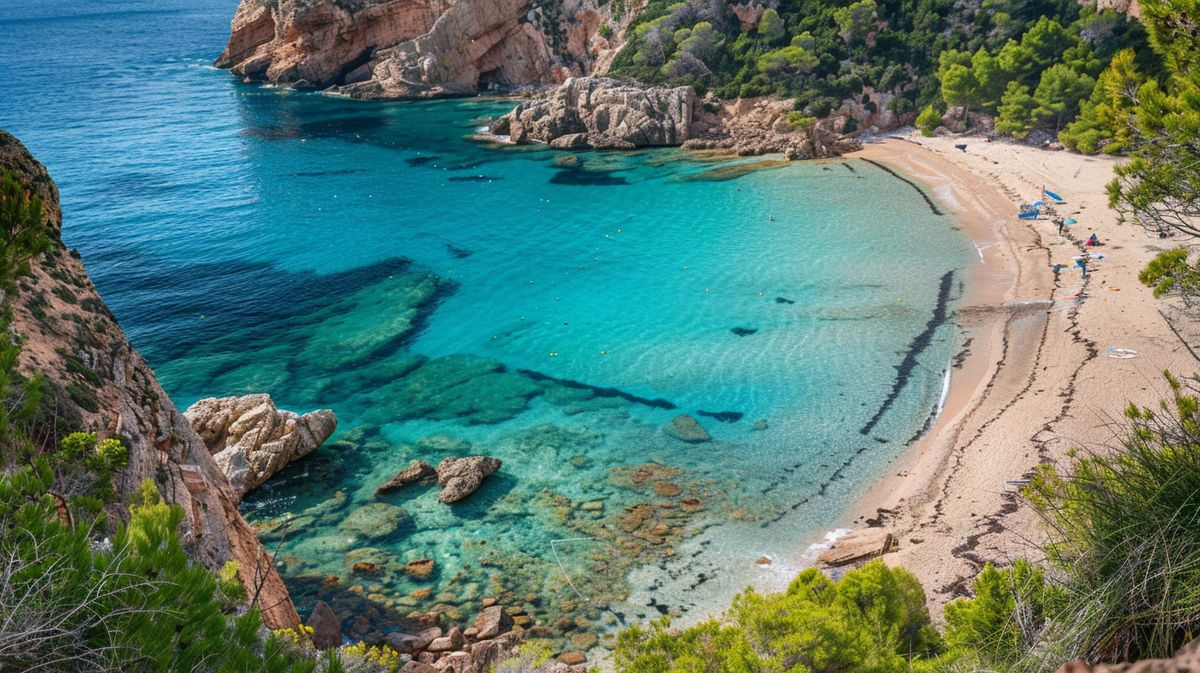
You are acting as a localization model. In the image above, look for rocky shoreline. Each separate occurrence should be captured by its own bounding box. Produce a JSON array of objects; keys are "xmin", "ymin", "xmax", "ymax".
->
[{"xmin": 489, "ymin": 77, "xmax": 862, "ymax": 160}]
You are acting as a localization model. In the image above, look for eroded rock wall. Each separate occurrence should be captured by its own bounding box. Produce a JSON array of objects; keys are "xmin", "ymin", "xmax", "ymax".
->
[
  {"xmin": 0, "ymin": 130, "xmax": 300, "ymax": 630},
  {"xmin": 216, "ymin": 0, "xmax": 625, "ymax": 98}
]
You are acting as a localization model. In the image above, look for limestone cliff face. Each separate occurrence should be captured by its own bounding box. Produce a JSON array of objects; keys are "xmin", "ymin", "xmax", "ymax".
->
[
  {"xmin": 0, "ymin": 130, "xmax": 300, "ymax": 630},
  {"xmin": 216, "ymin": 0, "xmax": 624, "ymax": 98}
]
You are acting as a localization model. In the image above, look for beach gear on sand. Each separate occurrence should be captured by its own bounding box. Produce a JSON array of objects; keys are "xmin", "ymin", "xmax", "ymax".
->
[
  {"xmin": 1108, "ymin": 348, "xmax": 1138, "ymax": 359},
  {"xmin": 1072, "ymin": 254, "xmax": 1105, "ymax": 260},
  {"xmin": 1064, "ymin": 218, "xmax": 1077, "ymax": 225},
  {"xmin": 1018, "ymin": 208, "xmax": 1040, "ymax": 220},
  {"xmin": 955, "ymin": 143, "xmax": 967, "ymax": 152},
  {"xmin": 1044, "ymin": 189, "xmax": 1065, "ymax": 203}
]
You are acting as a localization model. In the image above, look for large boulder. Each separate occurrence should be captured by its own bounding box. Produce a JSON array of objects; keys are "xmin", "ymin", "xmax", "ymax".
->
[
  {"xmin": 493, "ymin": 77, "xmax": 699, "ymax": 149},
  {"xmin": 185, "ymin": 394, "xmax": 336, "ymax": 501},
  {"xmin": 473, "ymin": 605, "xmax": 512, "ymax": 639},
  {"xmin": 307, "ymin": 600, "xmax": 341, "ymax": 649},
  {"xmin": 435, "ymin": 456, "xmax": 502, "ymax": 503}
]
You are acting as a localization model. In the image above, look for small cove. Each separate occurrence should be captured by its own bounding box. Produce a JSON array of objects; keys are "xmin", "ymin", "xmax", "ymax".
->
[{"xmin": 0, "ymin": 0, "xmax": 979, "ymax": 653}]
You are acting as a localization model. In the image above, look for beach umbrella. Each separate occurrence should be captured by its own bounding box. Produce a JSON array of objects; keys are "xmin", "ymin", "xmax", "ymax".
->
[
  {"xmin": 1032, "ymin": 200, "xmax": 1045, "ymax": 207},
  {"xmin": 1064, "ymin": 218, "xmax": 1077, "ymax": 225}
]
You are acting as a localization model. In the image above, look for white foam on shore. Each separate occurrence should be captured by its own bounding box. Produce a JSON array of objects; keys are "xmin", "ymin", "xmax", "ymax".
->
[
  {"xmin": 935, "ymin": 364, "xmax": 952, "ymax": 417},
  {"xmin": 752, "ymin": 528, "xmax": 852, "ymax": 594}
]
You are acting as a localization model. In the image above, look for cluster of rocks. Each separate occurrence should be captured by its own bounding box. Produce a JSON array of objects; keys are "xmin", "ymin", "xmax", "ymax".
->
[
  {"xmin": 306, "ymin": 600, "xmax": 590, "ymax": 673},
  {"xmin": 184, "ymin": 394, "xmax": 337, "ymax": 501},
  {"xmin": 491, "ymin": 77, "xmax": 861, "ymax": 160},
  {"xmin": 491, "ymin": 77, "xmax": 697, "ymax": 149},
  {"xmin": 376, "ymin": 456, "xmax": 502, "ymax": 504},
  {"xmin": 683, "ymin": 96, "xmax": 863, "ymax": 160}
]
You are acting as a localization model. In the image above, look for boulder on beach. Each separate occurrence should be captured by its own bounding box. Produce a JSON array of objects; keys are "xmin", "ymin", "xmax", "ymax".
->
[
  {"xmin": 435, "ymin": 456, "xmax": 502, "ymax": 503},
  {"xmin": 376, "ymin": 460, "xmax": 437, "ymax": 496},
  {"xmin": 665, "ymin": 414, "xmax": 711, "ymax": 443}
]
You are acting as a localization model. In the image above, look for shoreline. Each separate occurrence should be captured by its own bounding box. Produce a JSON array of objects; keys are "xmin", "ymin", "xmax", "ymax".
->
[{"xmin": 818, "ymin": 133, "xmax": 1198, "ymax": 615}]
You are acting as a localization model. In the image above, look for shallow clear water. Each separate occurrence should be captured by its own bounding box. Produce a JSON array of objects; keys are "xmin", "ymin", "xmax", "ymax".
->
[{"xmin": 0, "ymin": 0, "xmax": 976, "ymax": 650}]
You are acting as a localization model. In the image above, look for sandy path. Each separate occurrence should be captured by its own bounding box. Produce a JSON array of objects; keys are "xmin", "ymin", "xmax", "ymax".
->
[{"xmin": 836, "ymin": 133, "xmax": 1199, "ymax": 615}]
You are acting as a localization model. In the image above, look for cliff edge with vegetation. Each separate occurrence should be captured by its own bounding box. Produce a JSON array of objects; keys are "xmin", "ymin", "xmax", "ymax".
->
[{"xmin": 0, "ymin": 130, "xmax": 300, "ymax": 631}]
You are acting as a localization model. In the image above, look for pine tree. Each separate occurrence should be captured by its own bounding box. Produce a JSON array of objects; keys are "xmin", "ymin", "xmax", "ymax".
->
[
  {"xmin": 1033, "ymin": 64, "xmax": 1096, "ymax": 132},
  {"xmin": 996, "ymin": 81, "xmax": 1039, "ymax": 138}
]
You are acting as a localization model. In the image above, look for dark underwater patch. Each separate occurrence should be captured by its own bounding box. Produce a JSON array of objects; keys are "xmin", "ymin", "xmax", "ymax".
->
[
  {"xmin": 516, "ymin": 369, "xmax": 676, "ymax": 410},
  {"xmin": 549, "ymin": 165, "xmax": 629, "ymax": 186},
  {"xmin": 697, "ymin": 410, "xmax": 743, "ymax": 423},
  {"xmin": 731, "ymin": 327, "xmax": 758, "ymax": 336}
]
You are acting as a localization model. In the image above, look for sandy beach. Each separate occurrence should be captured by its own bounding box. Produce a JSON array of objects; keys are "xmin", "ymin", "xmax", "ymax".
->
[{"xmin": 834, "ymin": 132, "xmax": 1200, "ymax": 615}]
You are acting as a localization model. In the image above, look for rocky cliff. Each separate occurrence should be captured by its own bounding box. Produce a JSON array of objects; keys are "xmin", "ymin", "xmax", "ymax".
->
[
  {"xmin": 216, "ymin": 0, "xmax": 624, "ymax": 98},
  {"xmin": 0, "ymin": 130, "xmax": 300, "ymax": 630}
]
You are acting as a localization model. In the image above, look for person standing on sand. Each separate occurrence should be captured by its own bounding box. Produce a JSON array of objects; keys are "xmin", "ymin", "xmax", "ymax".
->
[
  {"xmin": 1057, "ymin": 218, "xmax": 1065, "ymax": 235},
  {"xmin": 1077, "ymin": 257, "xmax": 1088, "ymax": 277}
]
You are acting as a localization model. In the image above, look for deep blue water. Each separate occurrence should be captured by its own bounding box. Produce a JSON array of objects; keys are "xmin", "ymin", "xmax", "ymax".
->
[{"xmin": 0, "ymin": 0, "xmax": 976, "ymax": 650}]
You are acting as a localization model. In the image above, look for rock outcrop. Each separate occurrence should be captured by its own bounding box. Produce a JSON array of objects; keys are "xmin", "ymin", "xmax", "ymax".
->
[
  {"xmin": 491, "ymin": 78, "xmax": 861, "ymax": 159},
  {"xmin": 185, "ymin": 394, "xmax": 336, "ymax": 501},
  {"xmin": 376, "ymin": 459, "xmax": 437, "ymax": 495},
  {"xmin": 435, "ymin": 456, "xmax": 501, "ymax": 503},
  {"xmin": 491, "ymin": 77, "xmax": 699, "ymax": 149},
  {"xmin": 216, "ymin": 0, "xmax": 622, "ymax": 98},
  {"xmin": 683, "ymin": 95, "xmax": 863, "ymax": 159},
  {"xmin": 0, "ymin": 130, "xmax": 300, "ymax": 629}
]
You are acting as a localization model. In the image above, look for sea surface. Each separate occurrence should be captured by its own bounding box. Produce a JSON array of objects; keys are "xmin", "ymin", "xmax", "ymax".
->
[{"xmin": 0, "ymin": 0, "xmax": 977, "ymax": 651}]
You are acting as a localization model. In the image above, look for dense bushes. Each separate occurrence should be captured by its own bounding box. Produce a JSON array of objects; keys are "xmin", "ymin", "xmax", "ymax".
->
[
  {"xmin": 616, "ymin": 561, "xmax": 949, "ymax": 673},
  {"xmin": 608, "ymin": 0, "xmax": 1147, "ymax": 137}
]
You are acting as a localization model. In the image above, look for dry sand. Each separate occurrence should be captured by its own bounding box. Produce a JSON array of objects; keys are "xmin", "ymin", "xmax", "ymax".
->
[{"xmin": 829, "ymin": 132, "xmax": 1199, "ymax": 616}]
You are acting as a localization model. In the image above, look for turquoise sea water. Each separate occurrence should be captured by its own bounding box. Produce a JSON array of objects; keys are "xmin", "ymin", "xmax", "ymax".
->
[{"xmin": 0, "ymin": 0, "xmax": 976, "ymax": 651}]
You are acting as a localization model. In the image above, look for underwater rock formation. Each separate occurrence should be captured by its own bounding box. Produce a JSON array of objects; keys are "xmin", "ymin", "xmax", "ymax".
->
[
  {"xmin": 376, "ymin": 459, "xmax": 437, "ymax": 496},
  {"xmin": 664, "ymin": 414, "xmax": 712, "ymax": 443},
  {"xmin": 185, "ymin": 394, "xmax": 336, "ymax": 500}
]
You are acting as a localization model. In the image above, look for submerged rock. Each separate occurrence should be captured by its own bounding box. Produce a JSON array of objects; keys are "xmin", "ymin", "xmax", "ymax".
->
[
  {"xmin": 185, "ymin": 394, "xmax": 336, "ymax": 500},
  {"xmin": 435, "ymin": 456, "xmax": 502, "ymax": 503},
  {"xmin": 340, "ymin": 502, "xmax": 410, "ymax": 540},
  {"xmin": 664, "ymin": 414, "xmax": 711, "ymax": 443},
  {"xmin": 376, "ymin": 460, "xmax": 437, "ymax": 496}
]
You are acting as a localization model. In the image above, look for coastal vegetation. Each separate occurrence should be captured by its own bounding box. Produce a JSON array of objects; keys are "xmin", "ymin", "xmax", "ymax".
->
[
  {"xmin": 607, "ymin": 370, "xmax": 1200, "ymax": 672},
  {"xmin": 608, "ymin": 0, "xmax": 1150, "ymax": 142}
]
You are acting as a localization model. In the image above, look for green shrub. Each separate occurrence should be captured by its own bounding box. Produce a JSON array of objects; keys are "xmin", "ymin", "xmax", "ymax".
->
[
  {"xmin": 944, "ymin": 560, "xmax": 1064, "ymax": 669},
  {"xmin": 1027, "ymin": 371, "xmax": 1200, "ymax": 662},
  {"xmin": 916, "ymin": 104, "xmax": 943, "ymax": 136},
  {"xmin": 615, "ymin": 560, "xmax": 943, "ymax": 673}
]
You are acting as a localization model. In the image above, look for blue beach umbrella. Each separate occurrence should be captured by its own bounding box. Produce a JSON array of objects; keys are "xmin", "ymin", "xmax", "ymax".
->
[{"xmin": 1064, "ymin": 218, "xmax": 1077, "ymax": 225}]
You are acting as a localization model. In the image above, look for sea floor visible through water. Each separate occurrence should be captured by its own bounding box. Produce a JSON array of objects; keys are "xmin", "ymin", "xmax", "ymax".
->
[{"xmin": 0, "ymin": 0, "xmax": 979, "ymax": 654}]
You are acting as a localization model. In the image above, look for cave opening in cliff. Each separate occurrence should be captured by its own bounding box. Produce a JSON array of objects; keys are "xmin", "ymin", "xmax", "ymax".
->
[{"xmin": 477, "ymin": 68, "xmax": 509, "ymax": 92}]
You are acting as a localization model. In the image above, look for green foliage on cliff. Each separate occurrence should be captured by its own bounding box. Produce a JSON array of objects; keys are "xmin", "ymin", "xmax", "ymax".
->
[
  {"xmin": 0, "ymin": 468, "xmax": 323, "ymax": 672},
  {"xmin": 0, "ymin": 170, "xmax": 50, "ymax": 291},
  {"xmin": 608, "ymin": 0, "xmax": 1147, "ymax": 131},
  {"xmin": 1108, "ymin": 0, "xmax": 1200, "ymax": 237}
]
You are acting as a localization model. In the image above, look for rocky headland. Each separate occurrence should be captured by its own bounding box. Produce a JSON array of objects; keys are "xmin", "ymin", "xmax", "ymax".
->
[
  {"xmin": 215, "ymin": 0, "xmax": 624, "ymax": 98},
  {"xmin": 489, "ymin": 76, "xmax": 862, "ymax": 159}
]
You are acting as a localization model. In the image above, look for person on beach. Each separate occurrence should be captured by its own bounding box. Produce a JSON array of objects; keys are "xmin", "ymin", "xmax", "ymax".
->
[
  {"xmin": 1087, "ymin": 233, "xmax": 1100, "ymax": 246},
  {"xmin": 1077, "ymin": 257, "xmax": 1088, "ymax": 277},
  {"xmin": 1056, "ymin": 218, "xmax": 1065, "ymax": 235},
  {"xmin": 1053, "ymin": 263, "xmax": 1066, "ymax": 280}
]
